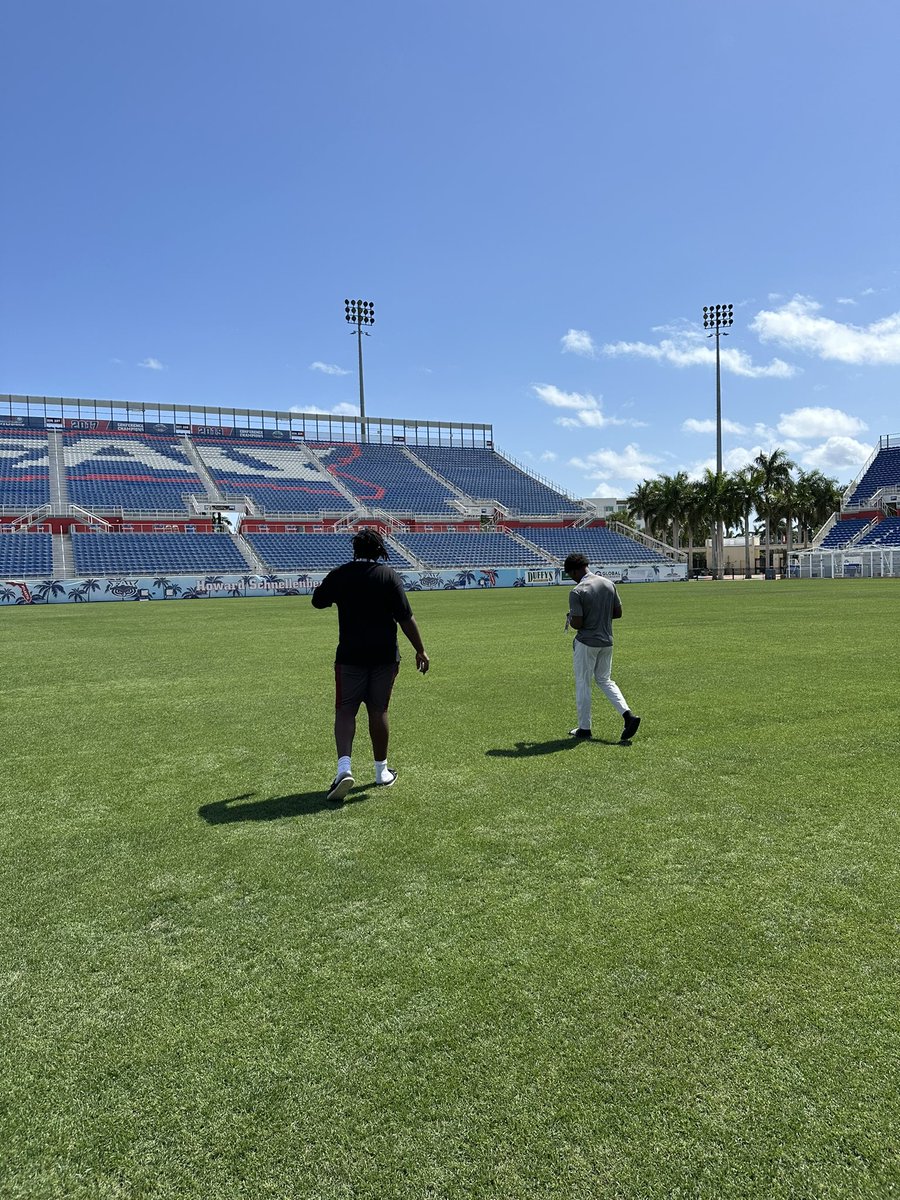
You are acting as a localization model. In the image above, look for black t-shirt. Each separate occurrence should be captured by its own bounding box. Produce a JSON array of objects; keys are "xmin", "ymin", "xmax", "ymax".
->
[{"xmin": 311, "ymin": 559, "xmax": 413, "ymax": 666}]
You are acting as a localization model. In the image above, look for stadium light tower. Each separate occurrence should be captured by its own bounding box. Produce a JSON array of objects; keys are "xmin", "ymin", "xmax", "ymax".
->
[
  {"xmin": 703, "ymin": 303, "xmax": 734, "ymax": 579},
  {"xmin": 345, "ymin": 298, "xmax": 375, "ymax": 443}
]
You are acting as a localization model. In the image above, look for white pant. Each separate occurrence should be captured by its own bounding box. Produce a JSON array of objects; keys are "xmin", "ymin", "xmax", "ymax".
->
[{"xmin": 573, "ymin": 640, "xmax": 629, "ymax": 729}]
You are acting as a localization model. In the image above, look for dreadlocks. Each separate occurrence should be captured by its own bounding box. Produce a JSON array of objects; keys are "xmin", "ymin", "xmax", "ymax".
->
[{"xmin": 352, "ymin": 527, "xmax": 389, "ymax": 561}]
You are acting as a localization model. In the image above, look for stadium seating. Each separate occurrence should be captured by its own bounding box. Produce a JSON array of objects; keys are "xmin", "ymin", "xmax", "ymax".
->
[
  {"xmin": 310, "ymin": 443, "xmax": 460, "ymax": 513},
  {"xmin": 0, "ymin": 532, "xmax": 53, "ymax": 576},
  {"xmin": 70, "ymin": 532, "xmax": 248, "ymax": 575},
  {"xmin": 411, "ymin": 447, "xmax": 576, "ymax": 515},
  {"xmin": 247, "ymin": 531, "xmax": 416, "ymax": 571},
  {"xmin": 0, "ymin": 431, "xmax": 50, "ymax": 510},
  {"xmin": 64, "ymin": 432, "xmax": 201, "ymax": 512},
  {"xmin": 517, "ymin": 525, "xmax": 669, "ymax": 563},
  {"xmin": 847, "ymin": 445, "xmax": 900, "ymax": 505},
  {"xmin": 818, "ymin": 517, "xmax": 870, "ymax": 549},
  {"xmin": 192, "ymin": 438, "xmax": 353, "ymax": 515},
  {"xmin": 392, "ymin": 532, "xmax": 550, "ymax": 568},
  {"xmin": 856, "ymin": 516, "xmax": 900, "ymax": 547}
]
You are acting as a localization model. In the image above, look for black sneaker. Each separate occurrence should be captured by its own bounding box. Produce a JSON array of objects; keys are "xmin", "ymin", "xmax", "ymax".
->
[
  {"xmin": 375, "ymin": 768, "xmax": 397, "ymax": 788},
  {"xmin": 569, "ymin": 727, "xmax": 592, "ymax": 739},
  {"xmin": 621, "ymin": 714, "xmax": 641, "ymax": 742},
  {"xmin": 327, "ymin": 771, "xmax": 354, "ymax": 802}
]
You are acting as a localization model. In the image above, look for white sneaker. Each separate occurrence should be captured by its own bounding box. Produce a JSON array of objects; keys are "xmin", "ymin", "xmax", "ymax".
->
[
  {"xmin": 375, "ymin": 768, "xmax": 397, "ymax": 788},
  {"xmin": 327, "ymin": 771, "xmax": 354, "ymax": 802}
]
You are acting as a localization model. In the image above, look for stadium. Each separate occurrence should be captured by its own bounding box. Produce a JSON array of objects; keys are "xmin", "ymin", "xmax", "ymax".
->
[
  {"xmin": 1, "ymin": 392, "xmax": 687, "ymax": 603},
  {"xmin": 3, "ymin": 395, "xmax": 900, "ymax": 601}
]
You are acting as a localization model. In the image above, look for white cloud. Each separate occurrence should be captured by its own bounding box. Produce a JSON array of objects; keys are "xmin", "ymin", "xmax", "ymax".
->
[
  {"xmin": 751, "ymin": 295, "xmax": 900, "ymax": 364},
  {"xmin": 602, "ymin": 334, "xmax": 796, "ymax": 379},
  {"xmin": 569, "ymin": 442, "xmax": 665, "ymax": 491},
  {"xmin": 310, "ymin": 361, "xmax": 350, "ymax": 376},
  {"xmin": 561, "ymin": 329, "xmax": 597, "ymax": 357},
  {"xmin": 836, "ymin": 297, "xmax": 857, "ymax": 306},
  {"xmin": 290, "ymin": 402, "xmax": 359, "ymax": 417},
  {"xmin": 138, "ymin": 357, "xmax": 164, "ymax": 371},
  {"xmin": 686, "ymin": 446, "xmax": 766, "ymax": 479},
  {"xmin": 682, "ymin": 417, "xmax": 750, "ymax": 435},
  {"xmin": 532, "ymin": 384, "xmax": 643, "ymax": 430},
  {"xmin": 776, "ymin": 406, "xmax": 868, "ymax": 440},
  {"xmin": 540, "ymin": 450, "xmax": 557, "ymax": 462},
  {"xmin": 799, "ymin": 436, "xmax": 872, "ymax": 474},
  {"xmin": 533, "ymin": 384, "xmax": 598, "ymax": 410}
]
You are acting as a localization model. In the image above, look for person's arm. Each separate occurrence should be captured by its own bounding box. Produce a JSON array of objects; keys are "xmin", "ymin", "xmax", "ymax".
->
[
  {"xmin": 399, "ymin": 616, "xmax": 429, "ymax": 673},
  {"xmin": 311, "ymin": 571, "xmax": 334, "ymax": 609},
  {"xmin": 612, "ymin": 589, "xmax": 623, "ymax": 620},
  {"xmin": 568, "ymin": 587, "xmax": 584, "ymax": 630}
]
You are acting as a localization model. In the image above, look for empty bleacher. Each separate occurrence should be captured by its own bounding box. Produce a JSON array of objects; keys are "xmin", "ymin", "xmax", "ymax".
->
[
  {"xmin": 192, "ymin": 438, "xmax": 353, "ymax": 515},
  {"xmin": 818, "ymin": 517, "xmax": 870, "ymax": 549},
  {"xmin": 392, "ymin": 531, "xmax": 549, "ymax": 568},
  {"xmin": 247, "ymin": 531, "xmax": 416, "ymax": 572},
  {"xmin": 0, "ymin": 532, "xmax": 53, "ymax": 577},
  {"xmin": 0, "ymin": 431, "xmax": 51, "ymax": 511},
  {"xmin": 518, "ymin": 525, "xmax": 669, "ymax": 563},
  {"xmin": 856, "ymin": 516, "xmax": 900, "ymax": 548},
  {"xmin": 70, "ymin": 532, "xmax": 249, "ymax": 576},
  {"xmin": 412, "ymin": 446, "xmax": 576, "ymax": 515},
  {"xmin": 847, "ymin": 444, "xmax": 900, "ymax": 505},
  {"xmin": 64, "ymin": 432, "xmax": 201, "ymax": 513},
  {"xmin": 312, "ymin": 443, "xmax": 460, "ymax": 513}
]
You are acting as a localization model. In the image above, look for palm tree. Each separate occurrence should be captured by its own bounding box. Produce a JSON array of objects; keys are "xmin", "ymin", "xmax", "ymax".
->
[
  {"xmin": 795, "ymin": 469, "xmax": 844, "ymax": 544},
  {"xmin": 699, "ymin": 469, "xmax": 741, "ymax": 575},
  {"xmin": 733, "ymin": 466, "xmax": 763, "ymax": 577},
  {"xmin": 772, "ymin": 476, "xmax": 798, "ymax": 561},
  {"xmin": 626, "ymin": 479, "xmax": 662, "ymax": 538},
  {"xmin": 753, "ymin": 449, "xmax": 795, "ymax": 569},
  {"xmin": 681, "ymin": 479, "xmax": 709, "ymax": 575},
  {"xmin": 80, "ymin": 577, "xmax": 102, "ymax": 600},
  {"xmin": 455, "ymin": 569, "xmax": 478, "ymax": 588},
  {"xmin": 34, "ymin": 579, "xmax": 66, "ymax": 602},
  {"xmin": 655, "ymin": 472, "xmax": 691, "ymax": 553}
]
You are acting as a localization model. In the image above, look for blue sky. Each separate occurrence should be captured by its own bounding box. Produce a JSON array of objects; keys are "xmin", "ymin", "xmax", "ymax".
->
[{"xmin": 3, "ymin": 1, "xmax": 899, "ymax": 498}]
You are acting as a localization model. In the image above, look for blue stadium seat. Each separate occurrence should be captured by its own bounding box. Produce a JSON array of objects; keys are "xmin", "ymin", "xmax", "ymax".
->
[
  {"xmin": 0, "ymin": 432, "xmax": 50, "ymax": 510},
  {"xmin": 392, "ymin": 532, "xmax": 550, "ymax": 568},
  {"xmin": 856, "ymin": 516, "xmax": 900, "ymax": 547},
  {"xmin": 818, "ymin": 517, "xmax": 869, "ymax": 549},
  {"xmin": 518, "ymin": 525, "xmax": 669, "ymax": 564},
  {"xmin": 64, "ymin": 432, "xmax": 202, "ymax": 513},
  {"xmin": 0, "ymin": 532, "xmax": 53, "ymax": 576},
  {"xmin": 70, "ymin": 532, "xmax": 248, "ymax": 575},
  {"xmin": 308, "ymin": 443, "xmax": 459, "ymax": 513},
  {"xmin": 847, "ymin": 446, "xmax": 900, "ymax": 505},
  {"xmin": 412, "ymin": 447, "xmax": 576, "ymax": 516},
  {"xmin": 192, "ymin": 438, "xmax": 352, "ymax": 515},
  {"xmin": 247, "ymin": 531, "xmax": 416, "ymax": 571}
]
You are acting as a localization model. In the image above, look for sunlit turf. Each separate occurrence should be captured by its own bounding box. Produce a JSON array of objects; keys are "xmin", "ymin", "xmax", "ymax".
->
[{"xmin": 2, "ymin": 580, "xmax": 898, "ymax": 1199}]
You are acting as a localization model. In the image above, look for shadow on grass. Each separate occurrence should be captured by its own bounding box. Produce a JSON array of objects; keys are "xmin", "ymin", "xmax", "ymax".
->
[
  {"xmin": 486, "ymin": 736, "xmax": 618, "ymax": 758},
  {"xmin": 199, "ymin": 789, "xmax": 369, "ymax": 823}
]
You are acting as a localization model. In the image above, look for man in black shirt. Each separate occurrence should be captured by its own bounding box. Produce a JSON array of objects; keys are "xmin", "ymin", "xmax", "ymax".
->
[{"xmin": 312, "ymin": 528, "xmax": 429, "ymax": 801}]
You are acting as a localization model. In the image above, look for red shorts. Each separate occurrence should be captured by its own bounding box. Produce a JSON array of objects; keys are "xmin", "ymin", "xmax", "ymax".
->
[{"xmin": 334, "ymin": 662, "xmax": 399, "ymax": 713}]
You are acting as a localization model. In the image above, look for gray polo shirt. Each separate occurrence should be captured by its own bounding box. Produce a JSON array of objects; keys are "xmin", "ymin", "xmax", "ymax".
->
[{"xmin": 569, "ymin": 571, "xmax": 620, "ymax": 647}]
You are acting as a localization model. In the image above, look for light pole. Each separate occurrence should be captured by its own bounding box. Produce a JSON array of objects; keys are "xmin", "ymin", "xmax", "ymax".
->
[
  {"xmin": 345, "ymin": 299, "xmax": 375, "ymax": 443},
  {"xmin": 703, "ymin": 303, "xmax": 733, "ymax": 579}
]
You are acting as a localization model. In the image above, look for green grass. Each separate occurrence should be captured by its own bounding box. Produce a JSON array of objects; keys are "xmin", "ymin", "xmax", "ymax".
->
[{"xmin": 2, "ymin": 580, "xmax": 898, "ymax": 1199}]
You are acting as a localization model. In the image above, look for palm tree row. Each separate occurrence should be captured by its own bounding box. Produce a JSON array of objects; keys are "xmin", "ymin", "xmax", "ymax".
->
[{"xmin": 624, "ymin": 452, "xmax": 844, "ymax": 573}]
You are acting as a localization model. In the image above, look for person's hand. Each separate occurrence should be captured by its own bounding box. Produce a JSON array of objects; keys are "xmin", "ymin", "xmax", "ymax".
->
[{"xmin": 416, "ymin": 650, "xmax": 430, "ymax": 674}]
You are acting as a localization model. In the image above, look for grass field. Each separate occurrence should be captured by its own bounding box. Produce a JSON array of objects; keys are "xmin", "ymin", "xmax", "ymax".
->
[{"xmin": 2, "ymin": 579, "xmax": 898, "ymax": 1200}]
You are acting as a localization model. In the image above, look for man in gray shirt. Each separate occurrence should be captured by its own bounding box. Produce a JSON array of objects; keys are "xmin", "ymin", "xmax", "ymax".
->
[{"xmin": 564, "ymin": 552, "xmax": 641, "ymax": 742}]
